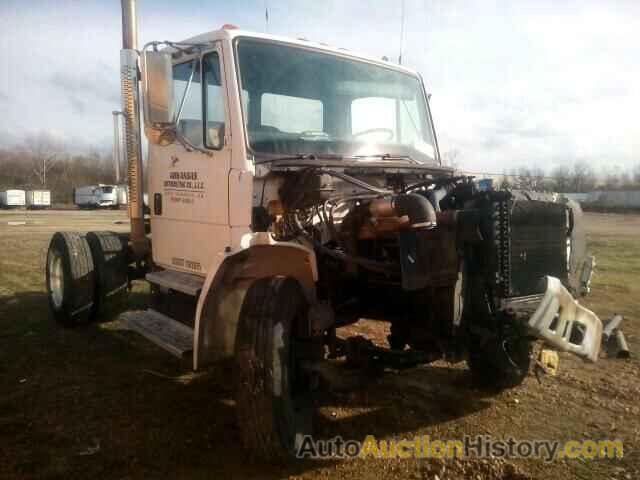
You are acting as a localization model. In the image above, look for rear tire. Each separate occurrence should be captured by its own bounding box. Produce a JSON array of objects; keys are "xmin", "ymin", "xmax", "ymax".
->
[
  {"xmin": 46, "ymin": 232, "xmax": 95, "ymax": 326},
  {"xmin": 86, "ymin": 231, "xmax": 129, "ymax": 321},
  {"xmin": 234, "ymin": 277, "xmax": 313, "ymax": 462}
]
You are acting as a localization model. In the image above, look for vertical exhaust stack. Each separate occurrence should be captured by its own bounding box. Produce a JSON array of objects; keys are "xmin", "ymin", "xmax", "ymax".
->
[{"xmin": 120, "ymin": 0, "xmax": 148, "ymax": 258}]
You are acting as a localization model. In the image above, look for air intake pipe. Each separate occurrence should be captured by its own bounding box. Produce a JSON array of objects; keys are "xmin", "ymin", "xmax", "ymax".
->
[
  {"xmin": 120, "ymin": 0, "xmax": 148, "ymax": 258},
  {"xmin": 369, "ymin": 194, "xmax": 437, "ymax": 229}
]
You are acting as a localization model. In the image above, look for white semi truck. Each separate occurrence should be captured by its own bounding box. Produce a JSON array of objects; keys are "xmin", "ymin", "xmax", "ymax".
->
[
  {"xmin": 26, "ymin": 190, "xmax": 51, "ymax": 209},
  {"xmin": 46, "ymin": 0, "xmax": 603, "ymax": 461},
  {"xmin": 0, "ymin": 189, "xmax": 26, "ymax": 208},
  {"xmin": 73, "ymin": 184, "xmax": 119, "ymax": 209}
]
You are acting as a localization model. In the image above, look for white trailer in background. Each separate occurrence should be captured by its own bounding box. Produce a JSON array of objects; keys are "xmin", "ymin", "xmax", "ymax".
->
[
  {"xmin": 73, "ymin": 184, "xmax": 119, "ymax": 209},
  {"xmin": 0, "ymin": 189, "xmax": 26, "ymax": 208},
  {"xmin": 26, "ymin": 190, "xmax": 51, "ymax": 209}
]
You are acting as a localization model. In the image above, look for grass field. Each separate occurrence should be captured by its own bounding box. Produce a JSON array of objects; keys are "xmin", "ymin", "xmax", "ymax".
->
[{"xmin": 0, "ymin": 209, "xmax": 638, "ymax": 479}]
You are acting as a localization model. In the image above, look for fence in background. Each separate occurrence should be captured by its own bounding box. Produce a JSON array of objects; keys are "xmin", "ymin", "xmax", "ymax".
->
[{"xmin": 565, "ymin": 191, "xmax": 640, "ymax": 208}]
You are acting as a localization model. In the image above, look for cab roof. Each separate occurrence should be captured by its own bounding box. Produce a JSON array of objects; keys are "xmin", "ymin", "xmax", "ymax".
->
[{"xmin": 174, "ymin": 28, "xmax": 421, "ymax": 78}]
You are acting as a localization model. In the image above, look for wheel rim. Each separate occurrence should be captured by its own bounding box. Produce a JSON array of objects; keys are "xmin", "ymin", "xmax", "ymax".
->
[{"xmin": 49, "ymin": 251, "xmax": 64, "ymax": 309}]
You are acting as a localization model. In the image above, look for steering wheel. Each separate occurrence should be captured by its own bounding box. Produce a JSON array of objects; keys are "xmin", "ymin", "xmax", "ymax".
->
[
  {"xmin": 352, "ymin": 128, "xmax": 394, "ymax": 141},
  {"xmin": 299, "ymin": 130, "xmax": 330, "ymax": 140}
]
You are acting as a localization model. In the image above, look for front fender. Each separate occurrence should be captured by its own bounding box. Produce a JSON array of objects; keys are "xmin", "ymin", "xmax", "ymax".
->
[{"xmin": 193, "ymin": 233, "xmax": 317, "ymax": 370}]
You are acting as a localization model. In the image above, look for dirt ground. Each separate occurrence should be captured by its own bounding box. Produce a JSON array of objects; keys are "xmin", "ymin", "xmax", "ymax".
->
[{"xmin": 0, "ymin": 209, "xmax": 638, "ymax": 479}]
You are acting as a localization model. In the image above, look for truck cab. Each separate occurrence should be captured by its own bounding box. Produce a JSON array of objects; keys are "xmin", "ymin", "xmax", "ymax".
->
[
  {"xmin": 145, "ymin": 28, "xmax": 440, "ymax": 278},
  {"xmin": 46, "ymin": 10, "xmax": 603, "ymax": 462}
]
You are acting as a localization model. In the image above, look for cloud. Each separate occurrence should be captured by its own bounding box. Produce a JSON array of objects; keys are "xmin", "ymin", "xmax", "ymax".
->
[
  {"xmin": 68, "ymin": 97, "xmax": 86, "ymax": 115},
  {"xmin": 49, "ymin": 69, "xmax": 119, "ymax": 114},
  {"xmin": 50, "ymin": 70, "xmax": 119, "ymax": 105},
  {"xmin": 0, "ymin": 0, "xmax": 637, "ymax": 174}
]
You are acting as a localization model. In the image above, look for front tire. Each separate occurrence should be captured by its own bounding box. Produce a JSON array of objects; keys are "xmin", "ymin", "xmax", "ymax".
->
[
  {"xmin": 467, "ymin": 328, "xmax": 532, "ymax": 391},
  {"xmin": 46, "ymin": 232, "xmax": 95, "ymax": 326},
  {"xmin": 462, "ymin": 268, "xmax": 532, "ymax": 391},
  {"xmin": 234, "ymin": 277, "xmax": 313, "ymax": 462}
]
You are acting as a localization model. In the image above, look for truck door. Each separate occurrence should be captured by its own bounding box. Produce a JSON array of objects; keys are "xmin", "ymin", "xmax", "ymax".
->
[{"xmin": 148, "ymin": 46, "xmax": 232, "ymax": 276}]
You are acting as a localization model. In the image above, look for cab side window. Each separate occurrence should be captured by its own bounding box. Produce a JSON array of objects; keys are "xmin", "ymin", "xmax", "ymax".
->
[
  {"xmin": 172, "ymin": 60, "xmax": 203, "ymax": 147},
  {"xmin": 203, "ymin": 52, "xmax": 225, "ymax": 149}
]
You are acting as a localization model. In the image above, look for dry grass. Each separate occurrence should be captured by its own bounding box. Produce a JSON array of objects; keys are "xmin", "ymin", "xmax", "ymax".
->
[{"xmin": 0, "ymin": 210, "xmax": 638, "ymax": 479}]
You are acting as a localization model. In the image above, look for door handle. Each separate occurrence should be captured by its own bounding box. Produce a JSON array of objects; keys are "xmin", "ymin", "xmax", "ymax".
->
[{"xmin": 154, "ymin": 193, "xmax": 162, "ymax": 215}]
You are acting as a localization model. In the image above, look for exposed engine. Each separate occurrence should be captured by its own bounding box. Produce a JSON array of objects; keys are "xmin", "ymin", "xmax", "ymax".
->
[{"xmin": 252, "ymin": 166, "xmax": 583, "ymax": 378}]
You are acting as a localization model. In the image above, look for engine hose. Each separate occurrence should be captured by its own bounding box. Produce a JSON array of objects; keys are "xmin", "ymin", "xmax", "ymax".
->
[
  {"xmin": 369, "ymin": 193, "xmax": 437, "ymax": 229},
  {"xmin": 392, "ymin": 193, "xmax": 437, "ymax": 229}
]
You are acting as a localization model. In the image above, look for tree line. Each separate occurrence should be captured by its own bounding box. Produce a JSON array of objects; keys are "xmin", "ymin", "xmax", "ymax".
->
[
  {"xmin": 0, "ymin": 132, "xmax": 119, "ymax": 204},
  {"xmin": 442, "ymin": 149, "xmax": 640, "ymax": 193},
  {"xmin": 1, "ymin": 132, "xmax": 640, "ymax": 203},
  {"xmin": 497, "ymin": 162, "xmax": 640, "ymax": 193}
]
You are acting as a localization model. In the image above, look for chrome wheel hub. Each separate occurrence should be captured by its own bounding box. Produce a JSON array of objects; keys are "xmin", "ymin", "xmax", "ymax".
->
[{"xmin": 49, "ymin": 252, "xmax": 64, "ymax": 309}]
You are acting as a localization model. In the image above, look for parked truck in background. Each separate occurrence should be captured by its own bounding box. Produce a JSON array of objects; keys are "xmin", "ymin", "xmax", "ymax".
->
[
  {"xmin": 73, "ymin": 184, "xmax": 120, "ymax": 209},
  {"xmin": 26, "ymin": 190, "xmax": 51, "ymax": 209},
  {"xmin": 0, "ymin": 189, "xmax": 26, "ymax": 209}
]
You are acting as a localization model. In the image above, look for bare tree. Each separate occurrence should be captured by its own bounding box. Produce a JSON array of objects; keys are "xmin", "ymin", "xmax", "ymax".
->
[
  {"xmin": 551, "ymin": 165, "xmax": 571, "ymax": 192},
  {"xmin": 23, "ymin": 131, "xmax": 64, "ymax": 187},
  {"xmin": 619, "ymin": 172, "xmax": 632, "ymax": 189},
  {"xmin": 0, "ymin": 148, "xmax": 25, "ymax": 189},
  {"xmin": 602, "ymin": 172, "xmax": 620, "ymax": 190},
  {"xmin": 530, "ymin": 167, "xmax": 548, "ymax": 191},
  {"xmin": 514, "ymin": 167, "xmax": 532, "ymax": 189},
  {"xmin": 569, "ymin": 161, "xmax": 596, "ymax": 193}
]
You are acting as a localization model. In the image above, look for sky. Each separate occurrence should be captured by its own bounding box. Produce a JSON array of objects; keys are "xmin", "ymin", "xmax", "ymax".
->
[{"xmin": 0, "ymin": 0, "xmax": 638, "ymax": 173}]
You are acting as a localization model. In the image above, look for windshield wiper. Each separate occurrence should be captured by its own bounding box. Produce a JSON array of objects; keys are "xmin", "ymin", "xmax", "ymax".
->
[
  {"xmin": 255, "ymin": 153, "xmax": 311, "ymax": 164},
  {"xmin": 350, "ymin": 153, "xmax": 421, "ymax": 164},
  {"xmin": 255, "ymin": 153, "xmax": 344, "ymax": 164},
  {"xmin": 255, "ymin": 153, "xmax": 421, "ymax": 165}
]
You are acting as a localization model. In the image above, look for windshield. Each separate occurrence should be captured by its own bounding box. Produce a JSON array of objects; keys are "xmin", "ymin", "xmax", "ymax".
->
[{"xmin": 235, "ymin": 39, "xmax": 438, "ymax": 163}]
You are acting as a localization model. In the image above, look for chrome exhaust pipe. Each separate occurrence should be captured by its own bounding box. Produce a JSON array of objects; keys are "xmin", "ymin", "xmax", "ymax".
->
[{"xmin": 120, "ymin": 0, "xmax": 147, "ymax": 257}]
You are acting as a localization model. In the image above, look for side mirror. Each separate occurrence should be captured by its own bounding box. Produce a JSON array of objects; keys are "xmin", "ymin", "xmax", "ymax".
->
[{"xmin": 142, "ymin": 51, "xmax": 174, "ymax": 126}]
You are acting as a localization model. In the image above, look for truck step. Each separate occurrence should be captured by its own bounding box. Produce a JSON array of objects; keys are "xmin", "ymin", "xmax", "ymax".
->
[
  {"xmin": 119, "ymin": 309, "xmax": 193, "ymax": 359},
  {"xmin": 146, "ymin": 269, "xmax": 205, "ymax": 296}
]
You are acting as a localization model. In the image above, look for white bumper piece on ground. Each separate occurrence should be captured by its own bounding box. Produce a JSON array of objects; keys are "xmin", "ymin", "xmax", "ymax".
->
[{"xmin": 524, "ymin": 276, "xmax": 602, "ymax": 362}]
